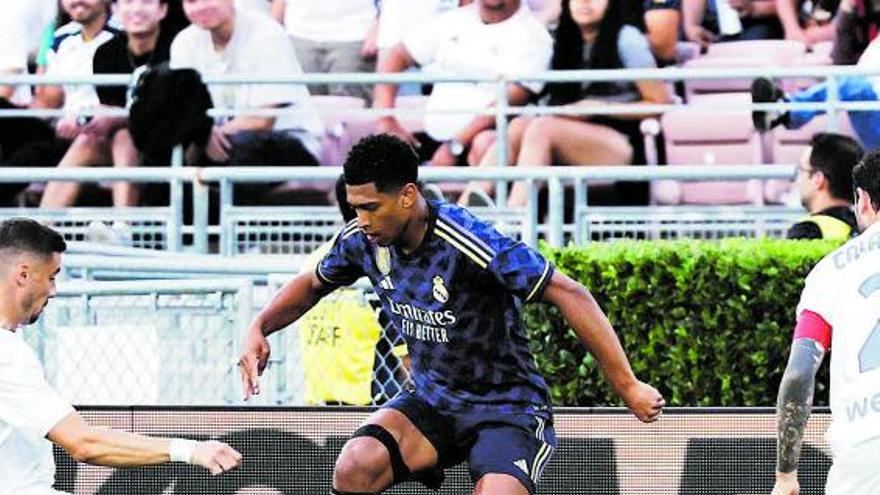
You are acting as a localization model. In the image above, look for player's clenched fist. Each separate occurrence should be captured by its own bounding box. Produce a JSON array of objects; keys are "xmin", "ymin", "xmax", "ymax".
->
[
  {"xmin": 190, "ymin": 440, "xmax": 242, "ymax": 476},
  {"xmin": 622, "ymin": 380, "xmax": 665, "ymax": 423},
  {"xmin": 771, "ymin": 471, "xmax": 799, "ymax": 495}
]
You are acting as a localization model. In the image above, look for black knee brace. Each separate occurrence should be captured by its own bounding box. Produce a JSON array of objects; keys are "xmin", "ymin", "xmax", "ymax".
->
[{"xmin": 351, "ymin": 423, "xmax": 411, "ymax": 484}]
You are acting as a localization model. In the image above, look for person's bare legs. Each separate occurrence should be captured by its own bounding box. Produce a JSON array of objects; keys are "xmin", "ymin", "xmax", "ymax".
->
[
  {"xmin": 333, "ymin": 408, "xmax": 439, "ymax": 493},
  {"xmin": 466, "ymin": 130, "xmax": 497, "ymax": 167},
  {"xmin": 458, "ymin": 117, "xmax": 533, "ymax": 204},
  {"xmin": 40, "ymin": 133, "xmax": 110, "ymax": 208},
  {"xmin": 110, "ymin": 128, "xmax": 140, "ymax": 207},
  {"xmin": 508, "ymin": 116, "xmax": 633, "ymax": 207}
]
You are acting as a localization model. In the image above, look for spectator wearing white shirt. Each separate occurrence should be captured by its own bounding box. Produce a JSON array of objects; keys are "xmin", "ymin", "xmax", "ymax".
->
[
  {"xmin": 41, "ymin": 0, "xmax": 176, "ymax": 210},
  {"xmin": 0, "ymin": 0, "xmax": 57, "ymax": 104},
  {"xmin": 375, "ymin": 0, "xmax": 553, "ymax": 168},
  {"xmin": 0, "ymin": 0, "xmax": 118, "ymax": 206},
  {"xmin": 38, "ymin": 0, "xmax": 121, "ymax": 136},
  {"xmin": 271, "ymin": 0, "xmax": 378, "ymax": 102},
  {"xmin": 0, "ymin": 218, "xmax": 242, "ymax": 495},
  {"xmin": 170, "ymin": 0, "xmax": 323, "ymax": 172}
]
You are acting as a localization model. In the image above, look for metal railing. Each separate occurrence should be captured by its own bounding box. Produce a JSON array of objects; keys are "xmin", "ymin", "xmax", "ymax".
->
[
  {"xmin": 0, "ymin": 164, "xmax": 804, "ymax": 250},
  {"xmin": 6, "ymin": 64, "xmax": 863, "ymax": 249}
]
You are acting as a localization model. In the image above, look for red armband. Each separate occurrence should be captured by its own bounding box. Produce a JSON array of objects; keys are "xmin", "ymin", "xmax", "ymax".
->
[{"xmin": 793, "ymin": 309, "xmax": 832, "ymax": 350}]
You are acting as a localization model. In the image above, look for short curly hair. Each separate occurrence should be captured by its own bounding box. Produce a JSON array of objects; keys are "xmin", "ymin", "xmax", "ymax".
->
[{"xmin": 343, "ymin": 134, "xmax": 419, "ymax": 193}]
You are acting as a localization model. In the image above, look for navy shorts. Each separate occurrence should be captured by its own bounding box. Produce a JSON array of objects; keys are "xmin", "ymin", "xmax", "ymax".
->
[{"xmin": 384, "ymin": 390, "xmax": 556, "ymax": 494}]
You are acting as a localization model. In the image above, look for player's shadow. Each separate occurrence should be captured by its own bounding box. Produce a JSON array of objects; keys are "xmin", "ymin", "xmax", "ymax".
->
[
  {"xmin": 679, "ymin": 438, "xmax": 831, "ymax": 495},
  {"xmin": 92, "ymin": 429, "xmax": 337, "ymax": 494}
]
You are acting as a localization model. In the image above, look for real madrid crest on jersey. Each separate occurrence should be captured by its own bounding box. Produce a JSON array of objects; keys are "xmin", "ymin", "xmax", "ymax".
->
[
  {"xmin": 433, "ymin": 275, "xmax": 449, "ymax": 303},
  {"xmin": 376, "ymin": 247, "xmax": 394, "ymax": 290}
]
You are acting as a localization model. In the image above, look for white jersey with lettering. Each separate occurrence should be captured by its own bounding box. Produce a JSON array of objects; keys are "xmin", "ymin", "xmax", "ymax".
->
[{"xmin": 796, "ymin": 220, "xmax": 880, "ymax": 454}]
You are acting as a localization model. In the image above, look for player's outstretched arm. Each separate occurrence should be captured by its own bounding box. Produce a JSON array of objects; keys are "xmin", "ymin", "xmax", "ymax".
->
[
  {"xmin": 541, "ymin": 271, "xmax": 664, "ymax": 422},
  {"xmin": 239, "ymin": 271, "xmax": 333, "ymax": 399},
  {"xmin": 48, "ymin": 411, "xmax": 241, "ymax": 475},
  {"xmin": 771, "ymin": 338, "xmax": 827, "ymax": 495}
]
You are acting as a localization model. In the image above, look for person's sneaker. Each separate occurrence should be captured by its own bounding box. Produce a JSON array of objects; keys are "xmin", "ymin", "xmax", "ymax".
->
[
  {"xmin": 110, "ymin": 221, "xmax": 134, "ymax": 247},
  {"xmin": 87, "ymin": 220, "xmax": 133, "ymax": 247},
  {"xmin": 461, "ymin": 188, "xmax": 495, "ymax": 207},
  {"xmin": 751, "ymin": 77, "xmax": 790, "ymax": 132},
  {"xmin": 421, "ymin": 183, "xmax": 446, "ymax": 202}
]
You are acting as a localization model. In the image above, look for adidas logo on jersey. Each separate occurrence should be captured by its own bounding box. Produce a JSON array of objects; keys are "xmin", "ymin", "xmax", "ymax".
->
[
  {"xmin": 513, "ymin": 459, "xmax": 529, "ymax": 476},
  {"xmin": 379, "ymin": 276, "xmax": 395, "ymax": 290}
]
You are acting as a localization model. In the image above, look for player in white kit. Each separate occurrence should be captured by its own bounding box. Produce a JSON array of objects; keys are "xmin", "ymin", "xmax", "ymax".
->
[
  {"xmin": 0, "ymin": 218, "xmax": 241, "ymax": 495},
  {"xmin": 772, "ymin": 150, "xmax": 880, "ymax": 495}
]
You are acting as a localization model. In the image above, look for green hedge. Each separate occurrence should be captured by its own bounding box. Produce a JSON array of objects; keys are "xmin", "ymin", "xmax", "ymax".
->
[{"xmin": 527, "ymin": 239, "xmax": 840, "ymax": 407}]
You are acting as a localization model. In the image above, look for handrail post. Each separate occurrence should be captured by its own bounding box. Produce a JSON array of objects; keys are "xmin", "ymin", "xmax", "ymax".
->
[
  {"xmin": 826, "ymin": 74, "xmax": 841, "ymax": 133},
  {"xmin": 168, "ymin": 145, "xmax": 184, "ymax": 252},
  {"xmin": 574, "ymin": 178, "xmax": 587, "ymax": 244},
  {"xmin": 495, "ymin": 77, "xmax": 509, "ymax": 207},
  {"xmin": 548, "ymin": 176, "xmax": 564, "ymax": 247},
  {"xmin": 220, "ymin": 178, "xmax": 234, "ymax": 256},
  {"xmin": 193, "ymin": 171, "xmax": 210, "ymax": 254}
]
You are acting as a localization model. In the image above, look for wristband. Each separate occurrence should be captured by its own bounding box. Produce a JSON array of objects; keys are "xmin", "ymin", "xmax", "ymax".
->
[{"xmin": 169, "ymin": 438, "xmax": 197, "ymax": 463}]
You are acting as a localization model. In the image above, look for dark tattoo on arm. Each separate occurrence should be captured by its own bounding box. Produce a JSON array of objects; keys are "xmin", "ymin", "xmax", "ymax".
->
[{"xmin": 776, "ymin": 338, "xmax": 826, "ymax": 473}]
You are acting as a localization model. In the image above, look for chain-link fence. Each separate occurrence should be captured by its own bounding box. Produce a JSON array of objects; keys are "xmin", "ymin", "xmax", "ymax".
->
[
  {"xmin": 24, "ymin": 278, "xmax": 409, "ymax": 407},
  {"xmin": 576, "ymin": 205, "xmax": 803, "ymax": 241}
]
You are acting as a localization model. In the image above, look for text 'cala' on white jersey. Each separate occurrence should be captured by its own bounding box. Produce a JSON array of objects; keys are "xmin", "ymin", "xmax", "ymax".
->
[
  {"xmin": 797, "ymin": 220, "xmax": 880, "ymax": 454},
  {"xmin": 0, "ymin": 329, "xmax": 74, "ymax": 495}
]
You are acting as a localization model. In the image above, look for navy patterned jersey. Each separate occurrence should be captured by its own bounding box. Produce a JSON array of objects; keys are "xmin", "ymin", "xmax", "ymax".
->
[{"xmin": 317, "ymin": 201, "xmax": 555, "ymax": 417}]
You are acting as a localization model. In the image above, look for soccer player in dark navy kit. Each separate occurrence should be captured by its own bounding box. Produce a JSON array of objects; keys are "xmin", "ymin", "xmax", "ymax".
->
[{"xmin": 238, "ymin": 134, "xmax": 665, "ymax": 495}]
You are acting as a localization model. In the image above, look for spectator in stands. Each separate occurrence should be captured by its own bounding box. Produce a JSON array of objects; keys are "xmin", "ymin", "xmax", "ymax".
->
[
  {"xmin": 375, "ymin": 0, "xmax": 553, "ymax": 168},
  {"xmin": 0, "ymin": 0, "xmax": 118, "ymax": 206},
  {"xmin": 271, "ymin": 0, "xmax": 378, "ymax": 102},
  {"xmin": 376, "ymin": 0, "xmax": 463, "ymax": 97},
  {"xmin": 787, "ymin": 132, "xmax": 862, "ymax": 240},
  {"xmin": 297, "ymin": 176, "xmax": 409, "ymax": 406},
  {"xmin": 831, "ymin": 0, "xmax": 880, "ymax": 64},
  {"xmin": 36, "ymin": 0, "xmax": 120, "ymax": 133},
  {"xmin": 170, "ymin": 0, "xmax": 322, "ymax": 175},
  {"xmin": 751, "ymin": 36, "xmax": 880, "ymax": 149},
  {"xmin": 465, "ymin": 0, "xmax": 672, "ymax": 207},
  {"xmin": 41, "ymin": 0, "xmax": 176, "ymax": 210},
  {"xmin": 0, "ymin": 0, "xmax": 58, "ymax": 205},
  {"xmin": 640, "ymin": 0, "xmax": 681, "ymax": 64},
  {"xmin": 378, "ymin": 0, "xmax": 558, "ymax": 58},
  {"xmin": 777, "ymin": 0, "xmax": 838, "ymax": 45},
  {"xmin": 683, "ymin": 0, "xmax": 782, "ymax": 49},
  {"xmin": 0, "ymin": 0, "xmax": 57, "ymax": 104}
]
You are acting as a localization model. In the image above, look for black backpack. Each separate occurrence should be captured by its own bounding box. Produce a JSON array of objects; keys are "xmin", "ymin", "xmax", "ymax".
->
[{"xmin": 128, "ymin": 63, "xmax": 213, "ymax": 163}]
